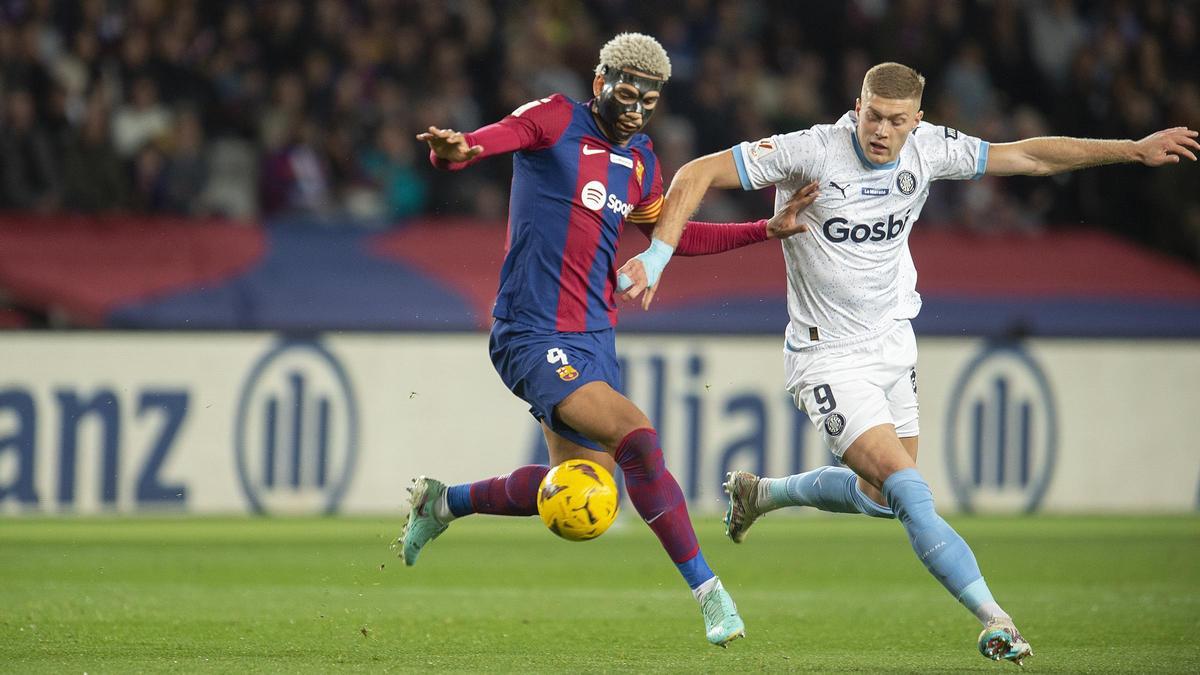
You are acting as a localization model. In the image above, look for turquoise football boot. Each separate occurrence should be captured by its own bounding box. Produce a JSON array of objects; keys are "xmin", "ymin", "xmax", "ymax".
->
[
  {"xmin": 396, "ymin": 476, "xmax": 449, "ymax": 566},
  {"xmin": 700, "ymin": 579, "xmax": 746, "ymax": 647}
]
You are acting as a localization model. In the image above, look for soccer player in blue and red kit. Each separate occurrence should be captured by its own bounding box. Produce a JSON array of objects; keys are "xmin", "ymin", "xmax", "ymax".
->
[{"xmin": 396, "ymin": 33, "xmax": 818, "ymax": 647}]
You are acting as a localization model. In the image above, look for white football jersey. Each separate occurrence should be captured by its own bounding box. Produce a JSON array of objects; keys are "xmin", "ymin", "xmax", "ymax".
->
[{"xmin": 732, "ymin": 111, "xmax": 988, "ymax": 347}]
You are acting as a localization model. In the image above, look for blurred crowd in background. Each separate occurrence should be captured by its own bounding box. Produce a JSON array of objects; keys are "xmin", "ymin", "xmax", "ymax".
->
[{"xmin": 0, "ymin": 0, "xmax": 1197, "ymax": 262}]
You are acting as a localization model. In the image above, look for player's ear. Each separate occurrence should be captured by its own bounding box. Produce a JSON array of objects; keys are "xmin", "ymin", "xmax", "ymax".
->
[
  {"xmin": 915, "ymin": 109, "xmax": 924, "ymax": 124},
  {"xmin": 854, "ymin": 97, "xmax": 861, "ymax": 114},
  {"xmin": 593, "ymin": 73, "xmax": 605, "ymax": 97}
]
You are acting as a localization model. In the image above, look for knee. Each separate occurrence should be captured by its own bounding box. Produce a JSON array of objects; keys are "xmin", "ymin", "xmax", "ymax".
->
[
  {"xmin": 881, "ymin": 468, "xmax": 935, "ymax": 517},
  {"xmin": 557, "ymin": 383, "xmax": 651, "ymax": 451},
  {"xmin": 844, "ymin": 428, "xmax": 916, "ymax": 491},
  {"xmin": 597, "ymin": 411, "xmax": 652, "ymax": 452},
  {"xmin": 867, "ymin": 455, "xmax": 917, "ymax": 490},
  {"xmin": 614, "ymin": 408, "xmax": 651, "ymax": 439},
  {"xmin": 613, "ymin": 427, "xmax": 663, "ymax": 478}
]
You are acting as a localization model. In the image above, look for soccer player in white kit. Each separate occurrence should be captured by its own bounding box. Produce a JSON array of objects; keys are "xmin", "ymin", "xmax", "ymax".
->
[{"xmin": 617, "ymin": 62, "xmax": 1199, "ymax": 664}]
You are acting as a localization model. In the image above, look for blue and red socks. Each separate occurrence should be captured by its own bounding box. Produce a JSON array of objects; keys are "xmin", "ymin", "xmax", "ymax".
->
[
  {"xmin": 439, "ymin": 465, "xmax": 549, "ymax": 521},
  {"xmin": 615, "ymin": 428, "xmax": 715, "ymax": 590},
  {"xmin": 436, "ymin": 429, "xmax": 716, "ymax": 594}
]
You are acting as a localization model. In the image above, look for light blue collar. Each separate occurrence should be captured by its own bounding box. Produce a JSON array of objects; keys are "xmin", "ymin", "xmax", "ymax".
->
[{"xmin": 850, "ymin": 131, "xmax": 898, "ymax": 171}]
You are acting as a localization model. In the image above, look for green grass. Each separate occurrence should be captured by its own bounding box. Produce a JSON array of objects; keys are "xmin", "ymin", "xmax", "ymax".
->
[{"xmin": 1, "ymin": 515, "xmax": 1198, "ymax": 673}]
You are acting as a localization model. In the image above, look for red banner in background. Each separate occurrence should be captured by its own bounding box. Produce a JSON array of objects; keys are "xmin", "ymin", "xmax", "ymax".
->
[
  {"xmin": 0, "ymin": 214, "xmax": 266, "ymax": 326},
  {"xmin": 1, "ymin": 214, "xmax": 1198, "ymax": 334}
]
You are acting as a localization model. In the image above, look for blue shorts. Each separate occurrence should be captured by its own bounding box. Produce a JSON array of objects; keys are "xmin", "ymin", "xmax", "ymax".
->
[{"xmin": 489, "ymin": 319, "xmax": 622, "ymax": 452}]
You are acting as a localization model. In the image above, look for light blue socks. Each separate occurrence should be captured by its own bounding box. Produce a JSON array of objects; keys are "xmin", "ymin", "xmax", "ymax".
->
[
  {"xmin": 763, "ymin": 466, "xmax": 895, "ymax": 518},
  {"xmin": 883, "ymin": 468, "xmax": 1004, "ymax": 622},
  {"xmin": 761, "ymin": 465, "xmax": 1006, "ymax": 622}
]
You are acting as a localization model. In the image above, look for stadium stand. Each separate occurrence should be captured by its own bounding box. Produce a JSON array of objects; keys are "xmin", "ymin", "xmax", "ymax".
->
[{"xmin": 0, "ymin": 0, "xmax": 1196, "ymax": 329}]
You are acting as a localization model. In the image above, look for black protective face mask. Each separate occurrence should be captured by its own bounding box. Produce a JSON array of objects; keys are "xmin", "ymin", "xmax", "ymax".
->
[{"xmin": 595, "ymin": 66, "xmax": 664, "ymax": 143}]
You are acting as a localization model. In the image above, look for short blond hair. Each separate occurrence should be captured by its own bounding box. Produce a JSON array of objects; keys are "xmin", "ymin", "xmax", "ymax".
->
[
  {"xmin": 595, "ymin": 32, "xmax": 671, "ymax": 80},
  {"xmin": 861, "ymin": 62, "xmax": 925, "ymax": 101}
]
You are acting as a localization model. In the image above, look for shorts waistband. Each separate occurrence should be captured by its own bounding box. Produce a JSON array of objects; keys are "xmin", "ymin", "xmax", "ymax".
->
[{"xmin": 784, "ymin": 322, "xmax": 894, "ymax": 353}]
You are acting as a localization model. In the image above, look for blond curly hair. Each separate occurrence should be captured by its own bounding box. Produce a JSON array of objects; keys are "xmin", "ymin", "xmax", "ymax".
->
[{"xmin": 595, "ymin": 32, "xmax": 671, "ymax": 80}]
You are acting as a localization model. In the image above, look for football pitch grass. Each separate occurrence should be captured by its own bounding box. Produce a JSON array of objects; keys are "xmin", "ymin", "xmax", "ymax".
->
[{"xmin": 2, "ymin": 515, "xmax": 1197, "ymax": 673}]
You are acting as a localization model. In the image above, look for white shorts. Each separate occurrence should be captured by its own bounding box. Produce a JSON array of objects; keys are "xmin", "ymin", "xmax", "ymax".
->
[{"xmin": 784, "ymin": 320, "xmax": 920, "ymax": 458}]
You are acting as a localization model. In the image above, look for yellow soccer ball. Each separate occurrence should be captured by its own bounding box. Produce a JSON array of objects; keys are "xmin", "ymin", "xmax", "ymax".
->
[{"xmin": 536, "ymin": 459, "xmax": 619, "ymax": 541}]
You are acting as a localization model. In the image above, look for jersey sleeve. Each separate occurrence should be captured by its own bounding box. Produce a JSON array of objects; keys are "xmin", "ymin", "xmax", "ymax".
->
[
  {"xmin": 917, "ymin": 123, "xmax": 990, "ymax": 181},
  {"xmin": 429, "ymin": 94, "xmax": 574, "ymax": 170},
  {"xmin": 628, "ymin": 217, "xmax": 768, "ymax": 256},
  {"xmin": 627, "ymin": 155, "xmax": 664, "ymax": 226},
  {"xmin": 730, "ymin": 128, "xmax": 827, "ymax": 190},
  {"xmin": 673, "ymin": 219, "xmax": 768, "ymax": 256},
  {"xmin": 498, "ymin": 94, "xmax": 574, "ymax": 151}
]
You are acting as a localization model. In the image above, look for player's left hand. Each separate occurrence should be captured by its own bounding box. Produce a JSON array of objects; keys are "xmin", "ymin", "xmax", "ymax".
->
[
  {"xmin": 766, "ymin": 180, "xmax": 820, "ymax": 239},
  {"xmin": 1135, "ymin": 127, "xmax": 1199, "ymax": 166}
]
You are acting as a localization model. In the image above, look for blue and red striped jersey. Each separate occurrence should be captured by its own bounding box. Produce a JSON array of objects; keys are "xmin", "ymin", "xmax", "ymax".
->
[{"xmin": 484, "ymin": 94, "xmax": 665, "ymax": 332}]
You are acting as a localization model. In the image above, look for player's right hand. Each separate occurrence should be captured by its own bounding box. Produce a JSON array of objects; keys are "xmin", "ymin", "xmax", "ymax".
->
[
  {"xmin": 416, "ymin": 126, "xmax": 483, "ymax": 163},
  {"xmin": 766, "ymin": 180, "xmax": 819, "ymax": 239}
]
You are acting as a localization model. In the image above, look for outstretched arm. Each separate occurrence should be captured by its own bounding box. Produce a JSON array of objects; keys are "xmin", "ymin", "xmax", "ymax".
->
[
  {"xmin": 418, "ymin": 96, "xmax": 573, "ymax": 171},
  {"xmin": 631, "ymin": 218, "xmax": 768, "ymax": 256},
  {"xmin": 417, "ymin": 122, "xmax": 534, "ymax": 171},
  {"xmin": 629, "ymin": 180, "xmax": 820, "ymax": 256},
  {"xmin": 985, "ymin": 127, "xmax": 1199, "ymax": 176}
]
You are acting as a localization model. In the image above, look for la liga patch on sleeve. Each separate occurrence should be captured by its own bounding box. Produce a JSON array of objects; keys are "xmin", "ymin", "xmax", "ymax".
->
[{"xmin": 748, "ymin": 139, "xmax": 777, "ymax": 159}]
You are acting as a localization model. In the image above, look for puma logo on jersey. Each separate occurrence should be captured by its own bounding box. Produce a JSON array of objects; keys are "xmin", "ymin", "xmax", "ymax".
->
[
  {"xmin": 828, "ymin": 181, "xmax": 849, "ymax": 198},
  {"xmin": 822, "ymin": 212, "xmax": 910, "ymax": 243}
]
